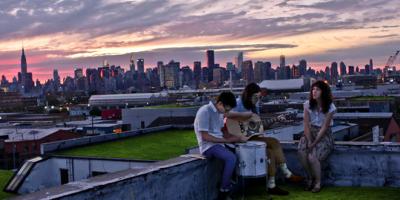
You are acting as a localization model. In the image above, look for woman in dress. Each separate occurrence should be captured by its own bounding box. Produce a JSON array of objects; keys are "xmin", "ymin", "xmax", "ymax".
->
[{"xmin": 298, "ymin": 80, "xmax": 336, "ymax": 193}]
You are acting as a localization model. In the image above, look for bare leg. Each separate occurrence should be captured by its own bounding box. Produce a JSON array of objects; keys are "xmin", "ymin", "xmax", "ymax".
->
[{"xmin": 308, "ymin": 151, "xmax": 321, "ymax": 191}]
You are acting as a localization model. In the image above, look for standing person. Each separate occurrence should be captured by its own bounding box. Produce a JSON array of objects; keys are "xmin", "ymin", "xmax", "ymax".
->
[
  {"xmin": 194, "ymin": 91, "xmax": 248, "ymax": 199},
  {"xmin": 225, "ymin": 83, "xmax": 303, "ymax": 196},
  {"xmin": 298, "ymin": 80, "xmax": 336, "ymax": 193}
]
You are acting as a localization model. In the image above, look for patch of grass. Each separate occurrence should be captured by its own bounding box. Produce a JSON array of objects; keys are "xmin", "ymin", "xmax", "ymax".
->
[
  {"xmin": 56, "ymin": 129, "xmax": 197, "ymax": 160},
  {"xmin": 245, "ymin": 183, "xmax": 400, "ymax": 200},
  {"xmin": 0, "ymin": 170, "xmax": 15, "ymax": 199}
]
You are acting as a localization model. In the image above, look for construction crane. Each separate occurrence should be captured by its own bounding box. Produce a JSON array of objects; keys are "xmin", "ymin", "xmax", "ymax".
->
[
  {"xmin": 385, "ymin": 50, "xmax": 400, "ymax": 68},
  {"xmin": 384, "ymin": 50, "xmax": 400, "ymax": 78}
]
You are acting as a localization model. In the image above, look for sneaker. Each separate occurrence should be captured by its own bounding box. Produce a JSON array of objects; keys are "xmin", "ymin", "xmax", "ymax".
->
[
  {"xmin": 267, "ymin": 186, "xmax": 289, "ymax": 195},
  {"xmin": 286, "ymin": 174, "xmax": 304, "ymax": 183},
  {"xmin": 218, "ymin": 190, "xmax": 233, "ymax": 200}
]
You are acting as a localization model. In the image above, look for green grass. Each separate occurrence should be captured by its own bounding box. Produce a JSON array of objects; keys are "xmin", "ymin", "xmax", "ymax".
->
[
  {"xmin": 56, "ymin": 129, "xmax": 197, "ymax": 160},
  {"xmin": 350, "ymin": 96, "xmax": 395, "ymax": 101},
  {"xmin": 245, "ymin": 183, "xmax": 400, "ymax": 200},
  {"xmin": 145, "ymin": 104, "xmax": 197, "ymax": 109},
  {"xmin": 0, "ymin": 170, "xmax": 15, "ymax": 199}
]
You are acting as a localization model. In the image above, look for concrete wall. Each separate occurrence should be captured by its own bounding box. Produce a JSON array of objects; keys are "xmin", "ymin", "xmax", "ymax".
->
[
  {"xmin": 280, "ymin": 141, "xmax": 400, "ymax": 187},
  {"xmin": 122, "ymin": 107, "xmax": 199, "ymax": 130},
  {"xmin": 12, "ymin": 157, "xmax": 222, "ymax": 200},
  {"xmin": 17, "ymin": 156, "xmax": 154, "ymax": 195}
]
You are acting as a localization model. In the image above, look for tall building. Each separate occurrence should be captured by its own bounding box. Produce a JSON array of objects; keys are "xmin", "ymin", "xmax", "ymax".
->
[
  {"xmin": 348, "ymin": 66, "xmax": 355, "ymax": 75},
  {"xmin": 299, "ymin": 59, "xmax": 307, "ymax": 76},
  {"xmin": 265, "ymin": 62, "xmax": 272, "ymax": 79},
  {"xmin": 18, "ymin": 48, "xmax": 33, "ymax": 93},
  {"xmin": 181, "ymin": 66, "xmax": 193, "ymax": 87},
  {"xmin": 74, "ymin": 68, "xmax": 83, "ymax": 79},
  {"xmin": 235, "ymin": 52, "xmax": 243, "ymax": 73},
  {"xmin": 340, "ymin": 61, "xmax": 347, "ymax": 76},
  {"xmin": 369, "ymin": 59, "xmax": 373, "ymax": 73},
  {"xmin": 206, "ymin": 50, "xmax": 215, "ymax": 82},
  {"xmin": 164, "ymin": 60, "xmax": 180, "ymax": 89},
  {"xmin": 130, "ymin": 54, "xmax": 136, "ymax": 72},
  {"xmin": 137, "ymin": 58, "xmax": 144, "ymax": 74},
  {"xmin": 280, "ymin": 55, "xmax": 285, "ymax": 69},
  {"xmin": 254, "ymin": 61, "xmax": 267, "ymax": 83},
  {"xmin": 213, "ymin": 67, "xmax": 224, "ymax": 86},
  {"xmin": 365, "ymin": 64, "xmax": 370, "ymax": 74},
  {"xmin": 242, "ymin": 60, "xmax": 254, "ymax": 84},
  {"xmin": 53, "ymin": 69, "xmax": 60, "ymax": 89},
  {"xmin": 21, "ymin": 48, "xmax": 27, "ymax": 75},
  {"xmin": 331, "ymin": 62, "xmax": 338, "ymax": 84},
  {"xmin": 157, "ymin": 61, "xmax": 165, "ymax": 88},
  {"xmin": 193, "ymin": 61, "xmax": 201, "ymax": 89},
  {"xmin": 292, "ymin": 65, "xmax": 300, "ymax": 79}
]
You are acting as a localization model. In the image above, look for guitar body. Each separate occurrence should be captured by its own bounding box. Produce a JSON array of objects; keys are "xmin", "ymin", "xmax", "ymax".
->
[{"xmin": 226, "ymin": 114, "xmax": 264, "ymax": 138}]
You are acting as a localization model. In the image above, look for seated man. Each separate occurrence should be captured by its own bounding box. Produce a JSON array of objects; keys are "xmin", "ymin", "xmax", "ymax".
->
[{"xmin": 194, "ymin": 91, "xmax": 248, "ymax": 199}]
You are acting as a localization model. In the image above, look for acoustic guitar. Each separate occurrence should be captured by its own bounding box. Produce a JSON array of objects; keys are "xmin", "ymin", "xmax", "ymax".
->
[{"xmin": 226, "ymin": 113, "xmax": 296, "ymax": 139}]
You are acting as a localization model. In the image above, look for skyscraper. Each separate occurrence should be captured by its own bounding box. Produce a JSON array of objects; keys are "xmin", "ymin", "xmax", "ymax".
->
[
  {"xmin": 206, "ymin": 50, "xmax": 215, "ymax": 82},
  {"xmin": 130, "ymin": 54, "xmax": 136, "ymax": 72},
  {"xmin": 369, "ymin": 59, "xmax": 373, "ymax": 73},
  {"xmin": 254, "ymin": 61, "xmax": 267, "ymax": 83},
  {"xmin": 235, "ymin": 52, "xmax": 243, "ymax": 73},
  {"xmin": 242, "ymin": 60, "xmax": 254, "ymax": 84},
  {"xmin": 21, "ymin": 48, "xmax": 27, "ymax": 75},
  {"xmin": 340, "ymin": 61, "xmax": 347, "ymax": 76},
  {"xmin": 137, "ymin": 58, "xmax": 144, "ymax": 74},
  {"xmin": 280, "ymin": 55, "xmax": 285, "ymax": 69},
  {"xmin": 193, "ymin": 61, "xmax": 202, "ymax": 89},
  {"xmin": 157, "ymin": 61, "xmax": 165, "ymax": 88},
  {"xmin": 299, "ymin": 59, "xmax": 307, "ymax": 76},
  {"xmin": 348, "ymin": 66, "xmax": 355, "ymax": 75},
  {"xmin": 331, "ymin": 62, "xmax": 338, "ymax": 84}
]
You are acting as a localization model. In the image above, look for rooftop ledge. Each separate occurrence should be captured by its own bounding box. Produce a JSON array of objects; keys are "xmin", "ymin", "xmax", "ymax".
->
[{"xmin": 11, "ymin": 141, "xmax": 400, "ymax": 200}]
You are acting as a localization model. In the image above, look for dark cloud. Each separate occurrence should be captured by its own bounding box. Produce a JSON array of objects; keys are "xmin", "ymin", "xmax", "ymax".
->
[{"xmin": 368, "ymin": 34, "xmax": 399, "ymax": 39}]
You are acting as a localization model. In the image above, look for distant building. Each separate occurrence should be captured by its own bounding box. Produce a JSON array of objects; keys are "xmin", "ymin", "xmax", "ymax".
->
[
  {"xmin": 193, "ymin": 61, "xmax": 201, "ymax": 89},
  {"xmin": 206, "ymin": 50, "xmax": 215, "ymax": 82},
  {"xmin": 137, "ymin": 59, "xmax": 144, "ymax": 74},
  {"xmin": 242, "ymin": 60, "xmax": 254, "ymax": 84},
  {"xmin": 235, "ymin": 52, "xmax": 244, "ymax": 73}
]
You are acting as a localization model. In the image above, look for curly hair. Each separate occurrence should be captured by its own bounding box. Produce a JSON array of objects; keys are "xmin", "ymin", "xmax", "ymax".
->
[
  {"xmin": 309, "ymin": 80, "xmax": 333, "ymax": 114},
  {"xmin": 241, "ymin": 82, "xmax": 261, "ymax": 112}
]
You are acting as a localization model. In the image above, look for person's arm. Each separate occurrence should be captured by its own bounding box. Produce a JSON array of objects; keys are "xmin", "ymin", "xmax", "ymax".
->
[
  {"xmin": 224, "ymin": 111, "xmax": 253, "ymax": 121},
  {"xmin": 303, "ymin": 106, "xmax": 313, "ymax": 145},
  {"xmin": 201, "ymin": 131, "xmax": 247, "ymax": 143},
  {"xmin": 309, "ymin": 112, "xmax": 334, "ymax": 148}
]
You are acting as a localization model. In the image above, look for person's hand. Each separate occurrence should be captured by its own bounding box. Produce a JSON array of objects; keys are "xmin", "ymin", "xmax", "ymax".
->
[
  {"xmin": 238, "ymin": 135, "xmax": 250, "ymax": 143},
  {"xmin": 307, "ymin": 142, "xmax": 316, "ymax": 150}
]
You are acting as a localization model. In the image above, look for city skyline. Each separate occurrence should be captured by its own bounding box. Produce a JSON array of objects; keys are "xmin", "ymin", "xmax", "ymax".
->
[{"xmin": 0, "ymin": 0, "xmax": 399, "ymax": 81}]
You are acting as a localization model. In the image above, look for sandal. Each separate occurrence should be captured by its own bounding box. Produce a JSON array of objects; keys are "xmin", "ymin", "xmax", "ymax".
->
[
  {"xmin": 304, "ymin": 180, "xmax": 314, "ymax": 191},
  {"xmin": 311, "ymin": 184, "xmax": 321, "ymax": 193}
]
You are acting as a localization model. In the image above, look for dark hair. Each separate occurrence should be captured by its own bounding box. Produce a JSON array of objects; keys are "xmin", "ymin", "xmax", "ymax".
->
[
  {"xmin": 216, "ymin": 91, "xmax": 237, "ymax": 108},
  {"xmin": 309, "ymin": 80, "xmax": 333, "ymax": 113},
  {"xmin": 241, "ymin": 83, "xmax": 261, "ymax": 112}
]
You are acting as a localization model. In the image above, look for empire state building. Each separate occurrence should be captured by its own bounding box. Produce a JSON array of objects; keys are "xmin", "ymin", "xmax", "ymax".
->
[{"xmin": 18, "ymin": 48, "xmax": 33, "ymax": 93}]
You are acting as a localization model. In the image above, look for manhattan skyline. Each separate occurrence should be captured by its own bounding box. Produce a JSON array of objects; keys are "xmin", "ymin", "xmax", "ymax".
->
[{"xmin": 0, "ymin": 0, "xmax": 399, "ymax": 82}]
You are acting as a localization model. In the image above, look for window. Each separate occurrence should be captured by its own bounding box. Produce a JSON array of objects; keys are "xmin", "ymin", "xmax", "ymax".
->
[{"xmin": 60, "ymin": 169, "xmax": 69, "ymax": 184}]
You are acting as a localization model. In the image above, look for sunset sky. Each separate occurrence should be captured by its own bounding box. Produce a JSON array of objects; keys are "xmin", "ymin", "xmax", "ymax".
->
[{"xmin": 0, "ymin": 0, "xmax": 399, "ymax": 82}]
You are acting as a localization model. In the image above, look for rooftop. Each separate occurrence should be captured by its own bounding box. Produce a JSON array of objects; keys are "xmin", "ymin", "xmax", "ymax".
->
[
  {"xmin": 54, "ymin": 129, "xmax": 197, "ymax": 160},
  {"xmin": 0, "ymin": 128, "xmax": 73, "ymax": 142},
  {"xmin": 259, "ymin": 78, "xmax": 305, "ymax": 90}
]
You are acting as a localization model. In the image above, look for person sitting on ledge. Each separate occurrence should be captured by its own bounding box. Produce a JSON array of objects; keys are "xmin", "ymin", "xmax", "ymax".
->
[{"xmin": 298, "ymin": 80, "xmax": 336, "ymax": 193}]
